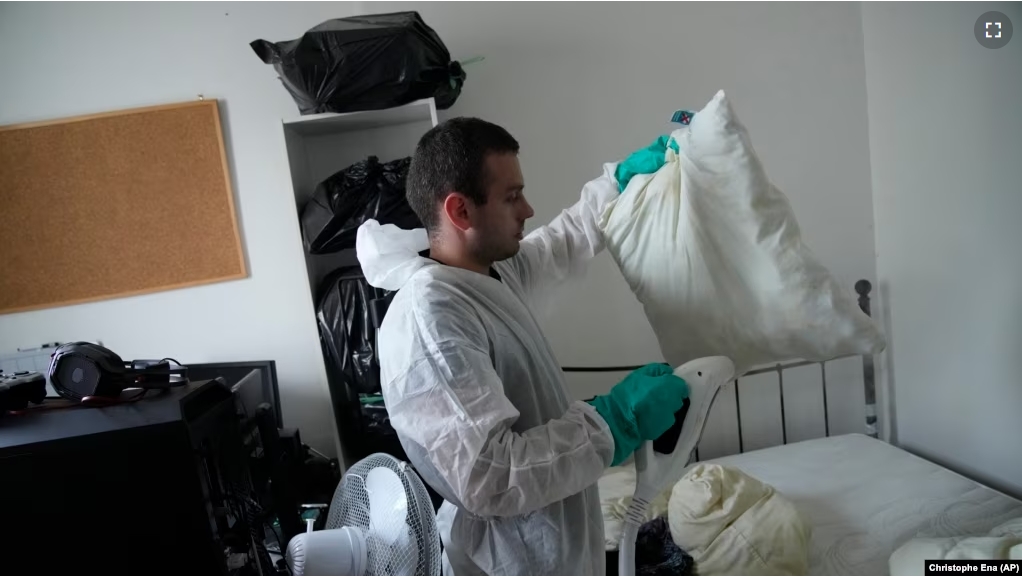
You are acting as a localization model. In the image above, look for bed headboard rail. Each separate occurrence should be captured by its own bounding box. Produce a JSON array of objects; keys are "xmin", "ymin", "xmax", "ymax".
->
[{"xmin": 855, "ymin": 280, "xmax": 878, "ymax": 439}]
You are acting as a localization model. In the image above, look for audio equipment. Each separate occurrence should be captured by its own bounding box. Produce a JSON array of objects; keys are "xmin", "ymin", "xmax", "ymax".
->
[
  {"xmin": 47, "ymin": 342, "xmax": 188, "ymax": 401},
  {"xmin": 0, "ymin": 370, "xmax": 47, "ymax": 415}
]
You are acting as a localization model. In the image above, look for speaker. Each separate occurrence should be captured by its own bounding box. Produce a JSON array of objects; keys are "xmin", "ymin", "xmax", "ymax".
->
[{"xmin": 47, "ymin": 342, "xmax": 188, "ymax": 401}]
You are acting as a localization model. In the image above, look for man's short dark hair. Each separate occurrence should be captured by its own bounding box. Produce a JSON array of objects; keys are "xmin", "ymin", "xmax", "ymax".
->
[{"xmin": 406, "ymin": 117, "xmax": 520, "ymax": 233}]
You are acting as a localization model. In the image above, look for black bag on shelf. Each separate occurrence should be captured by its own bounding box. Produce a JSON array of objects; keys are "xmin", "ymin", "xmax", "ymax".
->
[
  {"xmin": 301, "ymin": 155, "xmax": 421, "ymax": 254},
  {"xmin": 315, "ymin": 266, "xmax": 443, "ymax": 509},
  {"xmin": 315, "ymin": 266, "xmax": 395, "ymax": 397},
  {"xmin": 251, "ymin": 11, "xmax": 466, "ymax": 115}
]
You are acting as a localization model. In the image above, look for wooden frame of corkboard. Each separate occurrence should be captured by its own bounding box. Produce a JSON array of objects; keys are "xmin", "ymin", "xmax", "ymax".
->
[{"xmin": 0, "ymin": 99, "xmax": 247, "ymax": 314}]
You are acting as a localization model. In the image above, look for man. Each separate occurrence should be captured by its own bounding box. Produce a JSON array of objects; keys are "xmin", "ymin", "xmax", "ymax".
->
[{"xmin": 357, "ymin": 118, "xmax": 688, "ymax": 575}]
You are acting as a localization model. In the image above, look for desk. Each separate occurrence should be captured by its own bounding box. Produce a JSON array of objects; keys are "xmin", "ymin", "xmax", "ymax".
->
[{"xmin": 1, "ymin": 378, "xmax": 245, "ymax": 575}]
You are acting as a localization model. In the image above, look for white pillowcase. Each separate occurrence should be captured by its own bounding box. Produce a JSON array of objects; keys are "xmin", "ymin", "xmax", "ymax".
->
[{"xmin": 599, "ymin": 90, "xmax": 885, "ymax": 375}]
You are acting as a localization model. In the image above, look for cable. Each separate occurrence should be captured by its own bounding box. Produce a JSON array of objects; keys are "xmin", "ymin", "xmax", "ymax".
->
[
  {"xmin": 242, "ymin": 495, "xmax": 274, "ymax": 575},
  {"xmin": 266, "ymin": 521, "xmax": 288, "ymax": 560},
  {"xmin": 267, "ymin": 519, "xmax": 291, "ymax": 573},
  {"xmin": 132, "ymin": 358, "xmax": 187, "ymax": 390},
  {"xmin": 236, "ymin": 493, "xmax": 292, "ymax": 575},
  {"xmin": 81, "ymin": 388, "xmax": 149, "ymax": 406},
  {"xmin": 249, "ymin": 532, "xmax": 264, "ymax": 577},
  {"xmin": 8, "ymin": 389, "xmax": 150, "ymax": 415}
]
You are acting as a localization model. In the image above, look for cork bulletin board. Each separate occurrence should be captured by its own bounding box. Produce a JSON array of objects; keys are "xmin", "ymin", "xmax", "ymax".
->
[{"xmin": 0, "ymin": 100, "xmax": 247, "ymax": 314}]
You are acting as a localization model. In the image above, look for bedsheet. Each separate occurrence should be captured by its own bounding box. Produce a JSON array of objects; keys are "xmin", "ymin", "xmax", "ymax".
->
[{"xmin": 598, "ymin": 434, "xmax": 1022, "ymax": 575}]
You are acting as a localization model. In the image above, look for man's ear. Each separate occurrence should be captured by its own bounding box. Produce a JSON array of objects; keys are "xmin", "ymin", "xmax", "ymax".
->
[{"xmin": 442, "ymin": 193, "xmax": 473, "ymax": 232}]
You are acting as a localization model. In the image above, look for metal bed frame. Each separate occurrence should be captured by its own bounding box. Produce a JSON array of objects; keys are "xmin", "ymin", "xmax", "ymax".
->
[{"xmin": 562, "ymin": 280, "xmax": 879, "ymax": 459}]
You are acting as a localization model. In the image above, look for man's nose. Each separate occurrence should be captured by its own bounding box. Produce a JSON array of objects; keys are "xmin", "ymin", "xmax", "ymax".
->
[{"xmin": 522, "ymin": 198, "xmax": 535, "ymax": 219}]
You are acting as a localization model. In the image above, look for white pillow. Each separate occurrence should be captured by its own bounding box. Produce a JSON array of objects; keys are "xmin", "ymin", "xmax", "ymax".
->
[{"xmin": 599, "ymin": 90, "xmax": 885, "ymax": 375}]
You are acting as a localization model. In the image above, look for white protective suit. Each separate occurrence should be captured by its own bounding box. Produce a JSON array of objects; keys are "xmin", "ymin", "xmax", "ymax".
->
[{"xmin": 356, "ymin": 164, "xmax": 621, "ymax": 575}]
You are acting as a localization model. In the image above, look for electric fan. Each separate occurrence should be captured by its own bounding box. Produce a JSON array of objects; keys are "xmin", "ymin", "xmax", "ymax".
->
[{"xmin": 285, "ymin": 453, "xmax": 442, "ymax": 576}]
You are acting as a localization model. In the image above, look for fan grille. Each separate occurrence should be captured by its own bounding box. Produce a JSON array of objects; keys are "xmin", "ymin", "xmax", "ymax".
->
[{"xmin": 326, "ymin": 453, "xmax": 441, "ymax": 576}]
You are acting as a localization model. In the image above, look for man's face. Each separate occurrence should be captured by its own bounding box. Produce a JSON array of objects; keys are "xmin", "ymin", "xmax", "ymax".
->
[{"xmin": 467, "ymin": 152, "xmax": 534, "ymax": 262}]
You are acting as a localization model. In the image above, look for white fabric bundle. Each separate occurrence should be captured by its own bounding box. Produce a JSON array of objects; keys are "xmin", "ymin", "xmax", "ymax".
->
[
  {"xmin": 599, "ymin": 90, "xmax": 885, "ymax": 375},
  {"xmin": 667, "ymin": 463, "xmax": 811, "ymax": 575},
  {"xmin": 890, "ymin": 517, "xmax": 1022, "ymax": 575}
]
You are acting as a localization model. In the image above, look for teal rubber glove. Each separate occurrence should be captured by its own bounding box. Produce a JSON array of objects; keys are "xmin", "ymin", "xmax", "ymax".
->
[
  {"xmin": 614, "ymin": 135, "xmax": 681, "ymax": 193},
  {"xmin": 587, "ymin": 363, "xmax": 690, "ymax": 466}
]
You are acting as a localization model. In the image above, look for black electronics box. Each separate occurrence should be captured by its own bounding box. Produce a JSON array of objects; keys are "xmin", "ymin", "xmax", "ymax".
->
[{"xmin": 0, "ymin": 379, "xmax": 255, "ymax": 574}]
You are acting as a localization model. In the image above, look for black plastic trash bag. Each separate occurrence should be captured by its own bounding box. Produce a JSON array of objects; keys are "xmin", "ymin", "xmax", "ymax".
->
[
  {"xmin": 635, "ymin": 517, "xmax": 695, "ymax": 576},
  {"xmin": 251, "ymin": 11, "xmax": 466, "ymax": 114},
  {"xmin": 301, "ymin": 155, "xmax": 421, "ymax": 254},
  {"xmin": 360, "ymin": 397, "xmax": 393, "ymax": 435},
  {"xmin": 316, "ymin": 266, "xmax": 395, "ymax": 397}
]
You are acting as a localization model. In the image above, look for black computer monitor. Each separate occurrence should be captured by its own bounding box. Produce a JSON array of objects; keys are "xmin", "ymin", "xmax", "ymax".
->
[{"xmin": 186, "ymin": 361, "xmax": 282, "ymax": 428}]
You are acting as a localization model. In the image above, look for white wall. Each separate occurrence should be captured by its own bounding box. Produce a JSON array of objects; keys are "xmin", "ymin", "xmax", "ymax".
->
[
  {"xmin": 0, "ymin": 2, "xmax": 366, "ymax": 457},
  {"xmin": 0, "ymin": 2, "xmax": 879, "ymax": 457},
  {"xmin": 369, "ymin": 2, "xmax": 880, "ymax": 451},
  {"xmin": 862, "ymin": 2, "xmax": 1022, "ymax": 496},
  {"xmin": 369, "ymin": 1, "xmax": 878, "ymax": 403}
]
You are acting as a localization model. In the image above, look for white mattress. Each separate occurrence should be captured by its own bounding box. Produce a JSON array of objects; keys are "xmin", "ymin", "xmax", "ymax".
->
[{"xmin": 599, "ymin": 434, "xmax": 1022, "ymax": 575}]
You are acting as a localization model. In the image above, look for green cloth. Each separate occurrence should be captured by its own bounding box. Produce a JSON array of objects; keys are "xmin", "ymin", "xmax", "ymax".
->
[
  {"xmin": 615, "ymin": 135, "xmax": 680, "ymax": 193},
  {"xmin": 587, "ymin": 363, "xmax": 689, "ymax": 466}
]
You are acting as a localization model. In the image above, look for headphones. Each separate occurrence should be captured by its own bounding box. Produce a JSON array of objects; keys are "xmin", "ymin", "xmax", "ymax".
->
[{"xmin": 47, "ymin": 342, "xmax": 189, "ymax": 402}]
